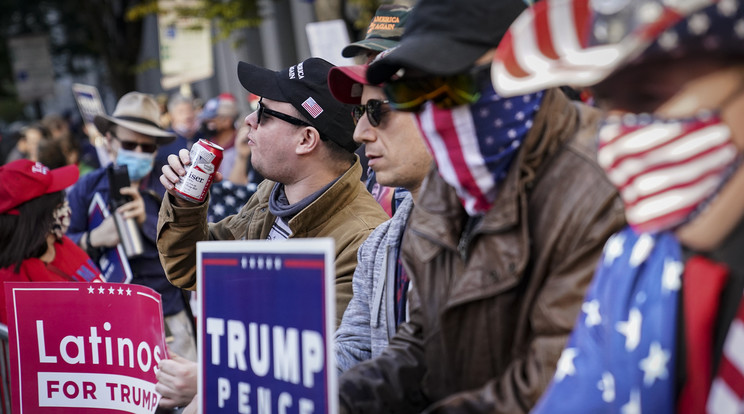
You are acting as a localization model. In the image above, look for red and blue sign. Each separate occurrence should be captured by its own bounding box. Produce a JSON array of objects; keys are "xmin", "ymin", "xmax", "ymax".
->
[
  {"xmin": 197, "ymin": 239, "xmax": 337, "ymax": 414},
  {"xmin": 4, "ymin": 282, "xmax": 167, "ymax": 413}
]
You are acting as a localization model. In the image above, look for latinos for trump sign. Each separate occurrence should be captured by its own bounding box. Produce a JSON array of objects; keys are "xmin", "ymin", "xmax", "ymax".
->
[
  {"xmin": 197, "ymin": 239, "xmax": 337, "ymax": 414},
  {"xmin": 5, "ymin": 282, "xmax": 168, "ymax": 413}
]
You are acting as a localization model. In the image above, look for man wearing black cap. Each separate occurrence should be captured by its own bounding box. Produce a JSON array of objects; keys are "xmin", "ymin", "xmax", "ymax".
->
[
  {"xmin": 336, "ymin": 0, "xmax": 625, "ymax": 412},
  {"xmin": 157, "ymin": 57, "xmax": 389, "ymax": 327}
]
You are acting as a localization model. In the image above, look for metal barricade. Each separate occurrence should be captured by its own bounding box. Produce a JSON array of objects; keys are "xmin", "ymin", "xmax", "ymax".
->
[{"xmin": 0, "ymin": 323, "xmax": 10, "ymax": 413}]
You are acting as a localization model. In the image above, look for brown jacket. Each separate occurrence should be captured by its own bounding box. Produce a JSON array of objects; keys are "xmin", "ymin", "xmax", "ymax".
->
[
  {"xmin": 338, "ymin": 89, "xmax": 626, "ymax": 413},
  {"xmin": 157, "ymin": 158, "xmax": 389, "ymax": 324}
]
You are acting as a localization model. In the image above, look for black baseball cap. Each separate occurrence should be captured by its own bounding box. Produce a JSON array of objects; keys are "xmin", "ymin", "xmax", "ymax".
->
[
  {"xmin": 341, "ymin": 4, "xmax": 411, "ymax": 58},
  {"xmin": 237, "ymin": 57, "xmax": 358, "ymax": 153},
  {"xmin": 367, "ymin": 0, "xmax": 527, "ymax": 85}
]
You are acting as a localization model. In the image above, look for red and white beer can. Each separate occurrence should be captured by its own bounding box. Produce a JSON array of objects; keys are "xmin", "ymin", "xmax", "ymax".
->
[{"xmin": 174, "ymin": 139, "xmax": 224, "ymax": 203}]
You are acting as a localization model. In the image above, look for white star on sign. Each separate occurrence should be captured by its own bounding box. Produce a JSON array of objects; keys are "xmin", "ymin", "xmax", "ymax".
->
[
  {"xmin": 657, "ymin": 30, "xmax": 679, "ymax": 51},
  {"xmin": 621, "ymin": 389, "xmax": 641, "ymax": 414},
  {"xmin": 616, "ymin": 308, "xmax": 642, "ymax": 351},
  {"xmin": 98, "ymin": 286, "xmax": 105, "ymax": 294},
  {"xmin": 117, "ymin": 287, "xmax": 124, "ymax": 295},
  {"xmin": 629, "ymin": 234, "xmax": 654, "ymax": 267},
  {"xmin": 639, "ymin": 341, "xmax": 670, "ymax": 386},
  {"xmin": 661, "ymin": 259, "xmax": 682, "ymax": 293},
  {"xmin": 583, "ymin": 300, "xmax": 602, "ymax": 327},
  {"xmin": 597, "ymin": 372, "xmax": 615, "ymax": 403},
  {"xmin": 554, "ymin": 348, "xmax": 578, "ymax": 381},
  {"xmin": 88, "ymin": 286, "xmax": 95, "ymax": 294},
  {"xmin": 108, "ymin": 287, "xmax": 115, "ymax": 294},
  {"xmin": 126, "ymin": 288, "xmax": 132, "ymax": 296},
  {"xmin": 603, "ymin": 233, "xmax": 625, "ymax": 265}
]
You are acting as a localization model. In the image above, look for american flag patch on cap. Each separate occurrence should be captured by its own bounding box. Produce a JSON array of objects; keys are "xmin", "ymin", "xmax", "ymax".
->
[{"xmin": 301, "ymin": 97, "xmax": 324, "ymax": 118}]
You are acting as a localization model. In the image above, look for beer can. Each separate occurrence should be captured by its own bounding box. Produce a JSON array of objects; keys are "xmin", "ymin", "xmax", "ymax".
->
[{"xmin": 174, "ymin": 139, "xmax": 224, "ymax": 203}]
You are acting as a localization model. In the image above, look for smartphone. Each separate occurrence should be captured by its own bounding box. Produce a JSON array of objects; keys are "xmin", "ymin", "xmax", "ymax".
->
[{"xmin": 106, "ymin": 164, "xmax": 132, "ymax": 210}]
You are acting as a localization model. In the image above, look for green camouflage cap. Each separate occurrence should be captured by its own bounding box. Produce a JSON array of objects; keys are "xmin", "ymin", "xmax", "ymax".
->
[{"xmin": 342, "ymin": 4, "xmax": 411, "ymax": 58}]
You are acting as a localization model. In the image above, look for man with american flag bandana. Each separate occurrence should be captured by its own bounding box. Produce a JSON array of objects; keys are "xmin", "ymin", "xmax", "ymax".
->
[{"xmin": 492, "ymin": 0, "xmax": 744, "ymax": 412}]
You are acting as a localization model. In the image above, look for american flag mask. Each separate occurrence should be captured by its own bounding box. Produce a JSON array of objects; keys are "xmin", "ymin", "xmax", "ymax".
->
[
  {"xmin": 597, "ymin": 110, "xmax": 739, "ymax": 234},
  {"xmin": 413, "ymin": 80, "xmax": 543, "ymax": 216}
]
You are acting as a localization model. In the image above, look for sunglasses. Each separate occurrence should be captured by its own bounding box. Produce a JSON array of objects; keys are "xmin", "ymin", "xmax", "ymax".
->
[
  {"xmin": 382, "ymin": 64, "xmax": 491, "ymax": 112},
  {"xmin": 351, "ymin": 99, "xmax": 389, "ymax": 127},
  {"xmin": 257, "ymin": 99, "xmax": 312, "ymax": 127},
  {"xmin": 114, "ymin": 137, "xmax": 157, "ymax": 153}
]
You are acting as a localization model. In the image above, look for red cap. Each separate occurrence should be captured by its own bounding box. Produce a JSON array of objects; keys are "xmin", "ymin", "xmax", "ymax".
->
[
  {"xmin": 0, "ymin": 160, "xmax": 79, "ymax": 215},
  {"xmin": 327, "ymin": 64, "xmax": 374, "ymax": 105}
]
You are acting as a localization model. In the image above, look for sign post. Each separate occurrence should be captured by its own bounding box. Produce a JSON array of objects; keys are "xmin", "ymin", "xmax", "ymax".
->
[{"xmin": 197, "ymin": 239, "xmax": 337, "ymax": 413}]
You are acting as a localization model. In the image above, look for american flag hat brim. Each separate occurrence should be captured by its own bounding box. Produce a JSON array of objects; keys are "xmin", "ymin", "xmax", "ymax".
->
[{"xmin": 491, "ymin": 0, "xmax": 719, "ymax": 97}]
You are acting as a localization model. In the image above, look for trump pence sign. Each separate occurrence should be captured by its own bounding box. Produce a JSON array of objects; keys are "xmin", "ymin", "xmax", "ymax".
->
[
  {"xmin": 5, "ymin": 282, "xmax": 168, "ymax": 413},
  {"xmin": 197, "ymin": 239, "xmax": 336, "ymax": 414}
]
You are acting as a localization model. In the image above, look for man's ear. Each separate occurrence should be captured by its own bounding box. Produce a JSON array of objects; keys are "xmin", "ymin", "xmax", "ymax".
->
[{"xmin": 295, "ymin": 126, "xmax": 321, "ymax": 155}]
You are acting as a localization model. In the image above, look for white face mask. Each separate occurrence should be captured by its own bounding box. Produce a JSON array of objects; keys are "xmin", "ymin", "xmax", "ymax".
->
[
  {"xmin": 51, "ymin": 200, "xmax": 71, "ymax": 241},
  {"xmin": 597, "ymin": 110, "xmax": 739, "ymax": 234}
]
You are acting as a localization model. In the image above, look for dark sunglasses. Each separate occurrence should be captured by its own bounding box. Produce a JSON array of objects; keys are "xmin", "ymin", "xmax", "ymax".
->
[
  {"xmin": 114, "ymin": 137, "xmax": 157, "ymax": 153},
  {"xmin": 382, "ymin": 64, "xmax": 491, "ymax": 112},
  {"xmin": 257, "ymin": 99, "xmax": 312, "ymax": 127},
  {"xmin": 351, "ymin": 99, "xmax": 389, "ymax": 127}
]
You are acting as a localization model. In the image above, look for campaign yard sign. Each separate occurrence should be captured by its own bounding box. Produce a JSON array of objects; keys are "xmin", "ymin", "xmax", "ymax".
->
[
  {"xmin": 5, "ymin": 282, "xmax": 168, "ymax": 413},
  {"xmin": 197, "ymin": 239, "xmax": 337, "ymax": 414}
]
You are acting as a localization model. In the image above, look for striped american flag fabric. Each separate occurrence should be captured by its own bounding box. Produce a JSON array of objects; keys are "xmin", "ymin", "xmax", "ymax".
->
[
  {"xmin": 413, "ymin": 85, "xmax": 542, "ymax": 216},
  {"xmin": 489, "ymin": 0, "xmax": 716, "ymax": 97},
  {"xmin": 301, "ymin": 97, "xmax": 324, "ymax": 118},
  {"xmin": 708, "ymin": 296, "xmax": 744, "ymax": 413},
  {"xmin": 597, "ymin": 115, "xmax": 738, "ymax": 233}
]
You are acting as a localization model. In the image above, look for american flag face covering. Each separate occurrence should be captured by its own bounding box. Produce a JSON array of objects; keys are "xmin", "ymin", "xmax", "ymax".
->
[
  {"xmin": 413, "ymin": 80, "xmax": 543, "ymax": 216},
  {"xmin": 597, "ymin": 111, "xmax": 739, "ymax": 234}
]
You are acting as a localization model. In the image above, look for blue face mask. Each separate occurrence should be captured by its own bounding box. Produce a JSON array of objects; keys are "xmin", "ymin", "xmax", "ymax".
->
[{"xmin": 116, "ymin": 149, "xmax": 155, "ymax": 182}]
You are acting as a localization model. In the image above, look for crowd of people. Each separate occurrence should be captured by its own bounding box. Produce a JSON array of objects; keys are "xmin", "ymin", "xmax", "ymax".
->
[{"xmin": 1, "ymin": 0, "xmax": 743, "ymax": 412}]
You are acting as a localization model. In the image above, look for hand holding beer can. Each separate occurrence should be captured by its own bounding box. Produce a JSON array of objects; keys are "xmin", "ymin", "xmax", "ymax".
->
[{"xmin": 173, "ymin": 139, "xmax": 223, "ymax": 203}]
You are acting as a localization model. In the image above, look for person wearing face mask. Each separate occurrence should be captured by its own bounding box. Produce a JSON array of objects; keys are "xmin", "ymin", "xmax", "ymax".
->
[
  {"xmin": 197, "ymin": 93, "xmax": 240, "ymax": 178},
  {"xmin": 336, "ymin": 0, "xmax": 627, "ymax": 412},
  {"xmin": 491, "ymin": 0, "xmax": 744, "ymax": 412},
  {"xmin": 65, "ymin": 92, "xmax": 198, "ymax": 364},
  {"xmin": 0, "ymin": 160, "xmax": 104, "ymax": 324}
]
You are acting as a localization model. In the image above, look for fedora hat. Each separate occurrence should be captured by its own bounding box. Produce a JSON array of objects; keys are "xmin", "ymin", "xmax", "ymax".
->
[{"xmin": 94, "ymin": 92, "xmax": 176, "ymax": 144}]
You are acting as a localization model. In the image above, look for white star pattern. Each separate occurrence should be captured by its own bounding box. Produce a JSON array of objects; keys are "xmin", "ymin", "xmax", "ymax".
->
[
  {"xmin": 603, "ymin": 233, "xmax": 625, "ymax": 266},
  {"xmin": 554, "ymin": 348, "xmax": 578, "ymax": 381},
  {"xmin": 225, "ymin": 195, "xmax": 236, "ymax": 206},
  {"xmin": 495, "ymin": 118, "xmax": 504, "ymax": 128},
  {"xmin": 688, "ymin": 13, "xmax": 711, "ymax": 35},
  {"xmin": 98, "ymin": 286, "xmax": 105, "ymax": 294},
  {"xmin": 621, "ymin": 389, "xmax": 641, "ymax": 414},
  {"xmin": 718, "ymin": 0, "xmax": 738, "ymax": 17},
  {"xmin": 657, "ymin": 30, "xmax": 679, "ymax": 50},
  {"xmin": 515, "ymin": 111, "xmax": 525, "ymax": 121},
  {"xmin": 735, "ymin": 19, "xmax": 744, "ymax": 38},
  {"xmin": 213, "ymin": 204, "xmax": 225, "ymax": 217},
  {"xmin": 629, "ymin": 234, "xmax": 654, "ymax": 267},
  {"xmin": 508, "ymin": 129, "xmax": 517, "ymax": 139},
  {"xmin": 479, "ymin": 107, "xmax": 490, "ymax": 118},
  {"xmin": 485, "ymin": 136, "xmax": 495, "ymax": 145},
  {"xmin": 583, "ymin": 300, "xmax": 602, "ymax": 327},
  {"xmin": 126, "ymin": 288, "xmax": 132, "ymax": 296},
  {"xmin": 616, "ymin": 308, "xmax": 642, "ymax": 351},
  {"xmin": 503, "ymin": 100, "xmax": 513, "ymax": 110},
  {"xmin": 117, "ymin": 287, "xmax": 124, "ymax": 295},
  {"xmin": 597, "ymin": 372, "xmax": 616, "ymax": 403},
  {"xmin": 108, "ymin": 286, "xmax": 115, "ymax": 294},
  {"xmin": 241, "ymin": 257, "xmax": 248, "ymax": 269},
  {"xmin": 639, "ymin": 342, "xmax": 671, "ymax": 386},
  {"xmin": 88, "ymin": 286, "xmax": 95, "ymax": 294},
  {"xmin": 661, "ymin": 259, "xmax": 682, "ymax": 293}
]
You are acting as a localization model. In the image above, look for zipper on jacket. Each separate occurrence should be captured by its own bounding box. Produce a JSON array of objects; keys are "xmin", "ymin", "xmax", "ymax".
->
[{"xmin": 457, "ymin": 215, "xmax": 482, "ymax": 262}]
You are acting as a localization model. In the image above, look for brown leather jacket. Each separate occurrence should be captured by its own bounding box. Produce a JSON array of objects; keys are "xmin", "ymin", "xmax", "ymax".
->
[{"xmin": 338, "ymin": 89, "xmax": 626, "ymax": 413}]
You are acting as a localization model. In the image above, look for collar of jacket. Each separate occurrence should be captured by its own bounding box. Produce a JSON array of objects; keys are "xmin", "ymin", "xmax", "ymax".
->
[
  {"xmin": 284, "ymin": 155, "xmax": 364, "ymax": 234},
  {"xmin": 406, "ymin": 89, "xmax": 585, "ymax": 262}
]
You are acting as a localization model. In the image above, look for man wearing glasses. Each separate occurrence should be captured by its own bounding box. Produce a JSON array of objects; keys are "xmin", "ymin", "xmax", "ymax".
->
[
  {"xmin": 328, "ymin": 51, "xmax": 433, "ymax": 373},
  {"xmin": 335, "ymin": 0, "xmax": 626, "ymax": 412},
  {"xmin": 157, "ymin": 57, "xmax": 389, "ymax": 327},
  {"xmin": 66, "ymin": 92, "xmax": 198, "ymax": 363}
]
